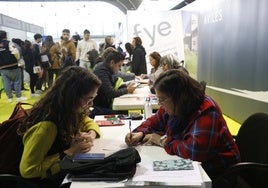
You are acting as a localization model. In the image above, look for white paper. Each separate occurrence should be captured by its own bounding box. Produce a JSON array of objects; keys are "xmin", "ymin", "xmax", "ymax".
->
[{"xmin": 89, "ymin": 138, "xmax": 128, "ymax": 157}]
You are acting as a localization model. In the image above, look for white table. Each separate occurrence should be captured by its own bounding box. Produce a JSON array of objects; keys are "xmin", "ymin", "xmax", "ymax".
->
[
  {"xmin": 70, "ymin": 116, "xmax": 211, "ymax": 188},
  {"xmin": 113, "ymin": 84, "xmax": 159, "ymax": 111}
]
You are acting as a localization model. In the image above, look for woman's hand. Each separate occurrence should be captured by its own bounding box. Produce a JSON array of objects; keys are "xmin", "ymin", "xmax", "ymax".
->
[
  {"xmin": 125, "ymin": 132, "xmax": 144, "ymax": 146},
  {"xmin": 64, "ymin": 132, "xmax": 96, "ymax": 156},
  {"xmin": 142, "ymin": 133, "xmax": 162, "ymax": 146}
]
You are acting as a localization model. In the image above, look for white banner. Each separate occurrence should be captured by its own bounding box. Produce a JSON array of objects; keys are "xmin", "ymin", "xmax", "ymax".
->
[{"xmin": 127, "ymin": 10, "xmax": 185, "ymax": 63}]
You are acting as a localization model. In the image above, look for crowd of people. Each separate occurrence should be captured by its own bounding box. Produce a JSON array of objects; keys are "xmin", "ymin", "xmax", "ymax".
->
[{"xmin": 0, "ymin": 28, "xmax": 240, "ymax": 188}]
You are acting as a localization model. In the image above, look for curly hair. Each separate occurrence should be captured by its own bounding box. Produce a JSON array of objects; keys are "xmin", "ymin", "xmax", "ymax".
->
[{"xmin": 18, "ymin": 66, "xmax": 101, "ymax": 144}]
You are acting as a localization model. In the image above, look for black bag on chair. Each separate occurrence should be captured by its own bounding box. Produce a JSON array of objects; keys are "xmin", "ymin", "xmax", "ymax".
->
[{"xmin": 60, "ymin": 147, "xmax": 141, "ymax": 181}]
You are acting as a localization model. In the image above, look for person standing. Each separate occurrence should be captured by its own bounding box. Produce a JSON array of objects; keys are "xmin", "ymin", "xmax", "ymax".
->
[
  {"xmin": 48, "ymin": 40, "xmax": 62, "ymax": 87},
  {"xmin": 0, "ymin": 30, "xmax": 27, "ymax": 103},
  {"xmin": 12, "ymin": 38, "xmax": 27, "ymax": 91},
  {"xmin": 41, "ymin": 35, "xmax": 61, "ymax": 88},
  {"xmin": 131, "ymin": 36, "xmax": 147, "ymax": 76},
  {"xmin": 23, "ymin": 40, "xmax": 40, "ymax": 97},
  {"xmin": 76, "ymin": 29, "xmax": 98, "ymax": 69},
  {"xmin": 60, "ymin": 29, "xmax": 76, "ymax": 69},
  {"xmin": 32, "ymin": 33, "xmax": 43, "ymax": 94}
]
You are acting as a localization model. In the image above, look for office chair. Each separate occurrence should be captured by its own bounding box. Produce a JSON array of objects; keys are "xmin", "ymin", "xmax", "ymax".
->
[{"xmin": 213, "ymin": 113, "xmax": 268, "ymax": 188}]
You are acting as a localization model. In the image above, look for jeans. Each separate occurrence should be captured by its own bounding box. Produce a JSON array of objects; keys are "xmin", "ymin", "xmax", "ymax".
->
[{"xmin": 0, "ymin": 68, "xmax": 22, "ymax": 99}]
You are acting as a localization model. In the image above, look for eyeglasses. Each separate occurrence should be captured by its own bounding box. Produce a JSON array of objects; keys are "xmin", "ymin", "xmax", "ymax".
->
[
  {"xmin": 161, "ymin": 63, "xmax": 168, "ymax": 67},
  {"xmin": 156, "ymin": 97, "xmax": 170, "ymax": 105}
]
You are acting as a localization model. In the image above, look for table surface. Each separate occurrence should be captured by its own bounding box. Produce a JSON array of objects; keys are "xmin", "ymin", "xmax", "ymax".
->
[
  {"xmin": 70, "ymin": 116, "xmax": 211, "ymax": 188},
  {"xmin": 113, "ymin": 84, "xmax": 159, "ymax": 111}
]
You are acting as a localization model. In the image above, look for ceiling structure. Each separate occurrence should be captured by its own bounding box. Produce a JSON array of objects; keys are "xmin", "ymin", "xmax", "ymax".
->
[{"xmin": 3, "ymin": 0, "xmax": 196, "ymax": 14}]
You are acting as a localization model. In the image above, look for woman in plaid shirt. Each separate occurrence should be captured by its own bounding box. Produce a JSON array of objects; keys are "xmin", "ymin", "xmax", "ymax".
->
[{"xmin": 125, "ymin": 69, "xmax": 240, "ymax": 180}]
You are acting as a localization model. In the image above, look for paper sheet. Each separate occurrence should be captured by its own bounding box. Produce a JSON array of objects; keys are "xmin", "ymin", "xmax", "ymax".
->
[{"xmin": 89, "ymin": 138, "xmax": 127, "ymax": 157}]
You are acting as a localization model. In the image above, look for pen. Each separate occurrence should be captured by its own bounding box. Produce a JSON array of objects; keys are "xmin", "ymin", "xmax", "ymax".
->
[{"xmin": 129, "ymin": 120, "xmax": 132, "ymax": 140}]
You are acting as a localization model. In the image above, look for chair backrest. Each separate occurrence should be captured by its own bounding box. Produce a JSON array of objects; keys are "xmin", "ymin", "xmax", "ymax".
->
[
  {"xmin": 236, "ymin": 112, "xmax": 268, "ymax": 163},
  {"xmin": 0, "ymin": 174, "xmax": 37, "ymax": 188},
  {"xmin": 235, "ymin": 112, "xmax": 268, "ymax": 188}
]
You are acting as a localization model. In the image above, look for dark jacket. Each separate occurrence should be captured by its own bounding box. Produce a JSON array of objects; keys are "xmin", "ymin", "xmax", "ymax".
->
[
  {"xmin": 131, "ymin": 45, "xmax": 147, "ymax": 75},
  {"xmin": 23, "ymin": 48, "xmax": 38, "ymax": 74},
  {"xmin": 93, "ymin": 62, "xmax": 128, "ymax": 109},
  {"xmin": 0, "ymin": 40, "xmax": 18, "ymax": 70}
]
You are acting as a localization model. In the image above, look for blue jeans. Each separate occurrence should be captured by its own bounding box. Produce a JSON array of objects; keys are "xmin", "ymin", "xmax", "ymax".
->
[{"xmin": 0, "ymin": 68, "xmax": 22, "ymax": 99}]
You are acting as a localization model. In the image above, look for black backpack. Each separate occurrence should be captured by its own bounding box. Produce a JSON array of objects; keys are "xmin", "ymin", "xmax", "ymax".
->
[
  {"xmin": 61, "ymin": 54, "xmax": 76, "ymax": 69},
  {"xmin": 0, "ymin": 40, "xmax": 18, "ymax": 68},
  {"xmin": 0, "ymin": 102, "xmax": 31, "ymax": 175},
  {"xmin": 60, "ymin": 147, "xmax": 141, "ymax": 181}
]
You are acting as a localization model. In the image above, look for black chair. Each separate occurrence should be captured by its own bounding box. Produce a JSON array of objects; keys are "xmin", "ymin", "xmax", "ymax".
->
[
  {"xmin": 0, "ymin": 174, "xmax": 38, "ymax": 188},
  {"xmin": 213, "ymin": 113, "xmax": 268, "ymax": 188}
]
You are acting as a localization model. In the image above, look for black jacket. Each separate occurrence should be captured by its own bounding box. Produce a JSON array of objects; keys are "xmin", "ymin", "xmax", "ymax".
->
[
  {"xmin": 93, "ymin": 62, "xmax": 128, "ymax": 109},
  {"xmin": 131, "ymin": 45, "xmax": 147, "ymax": 75},
  {"xmin": 0, "ymin": 40, "xmax": 18, "ymax": 69}
]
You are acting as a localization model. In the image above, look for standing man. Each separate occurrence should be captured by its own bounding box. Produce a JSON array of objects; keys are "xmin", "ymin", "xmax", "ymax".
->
[
  {"xmin": 76, "ymin": 29, "xmax": 98, "ymax": 69},
  {"xmin": 0, "ymin": 30, "xmax": 27, "ymax": 102},
  {"xmin": 60, "ymin": 29, "xmax": 76, "ymax": 69}
]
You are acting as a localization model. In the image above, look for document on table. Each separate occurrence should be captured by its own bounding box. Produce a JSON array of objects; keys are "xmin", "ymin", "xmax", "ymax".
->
[
  {"xmin": 89, "ymin": 138, "xmax": 127, "ymax": 157},
  {"xmin": 131, "ymin": 159, "xmax": 203, "ymax": 186}
]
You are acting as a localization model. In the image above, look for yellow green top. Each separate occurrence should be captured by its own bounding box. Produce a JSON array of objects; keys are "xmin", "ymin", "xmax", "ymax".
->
[{"xmin": 20, "ymin": 116, "xmax": 101, "ymax": 179}]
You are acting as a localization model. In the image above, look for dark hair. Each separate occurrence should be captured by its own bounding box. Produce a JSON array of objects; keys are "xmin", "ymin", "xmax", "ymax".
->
[
  {"xmin": 125, "ymin": 42, "xmax": 133, "ymax": 54},
  {"xmin": 62, "ymin": 29, "xmax": 70, "ymax": 33},
  {"xmin": 104, "ymin": 50, "xmax": 124, "ymax": 64},
  {"xmin": 154, "ymin": 69, "xmax": 204, "ymax": 119},
  {"xmin": 42, "ymin": 35, "xmax": 54, "ymax": 51},
  {"xmin": 34, "ymin": 33, "xmax": 42, "ymax": 40},
  {"xmin": 0, "ymin": 30, "xmax": 7, "ymax": 41},
  {"xmin": 133, "ymin": 36, "xmax": 142, "ymax": 46},
  {"xmin": 18, "ymin": 66, "xmax": 101, "ymax": 144},
  {"xmin": 84, "ymin": 29, "xmax": 90, "ymax": 34},
  {"xmin": 24, "ymin": 40, "xmax": 32, "ymax": 50},
  {"xmin": 178, "ymin": 66, "xmax": 189, "ymax": 75},
  {"xmin": 12, "ymin": 38, "xmax": 24, "ymax": 47},
  {"xmin": 149, "ymin": 51, "xmax": 162, "ymax": 68}
]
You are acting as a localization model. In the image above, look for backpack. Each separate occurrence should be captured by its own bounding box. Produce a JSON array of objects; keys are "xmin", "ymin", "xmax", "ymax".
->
[
  {"xmin": 40, "ymin": 51, "xmax": 52, "ymax": 68},
  {"xmin": 0, "ymin": 102, "xmax": 32, "ymax": 175},
  {"xmin": 0, "ymin": 40, "xmax": 18, "ymax": 68},
  {"xmin": 60, "ymin": 147, "xmax": 141, "ymax": 181},
  {"xmin": 61, "ymin": 54, "xmax": 76, "ymax": 69}
]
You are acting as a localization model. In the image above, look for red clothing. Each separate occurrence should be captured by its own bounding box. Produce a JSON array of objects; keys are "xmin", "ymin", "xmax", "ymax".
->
[{"xmin": 134, "ymin": 95, "xmax": 240, "ymax": 179}]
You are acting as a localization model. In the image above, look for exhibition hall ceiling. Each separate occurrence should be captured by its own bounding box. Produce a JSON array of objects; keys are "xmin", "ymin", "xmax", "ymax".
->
[{"xmin": 3, "ymin": 0, "xmax": 196, "ymax": 14}]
